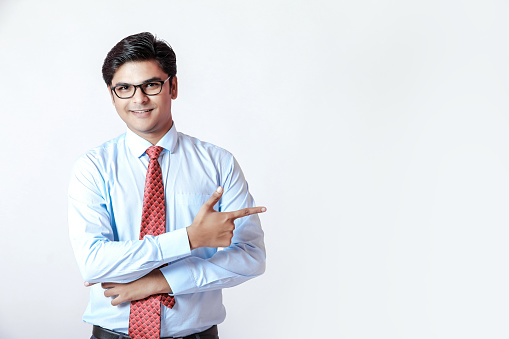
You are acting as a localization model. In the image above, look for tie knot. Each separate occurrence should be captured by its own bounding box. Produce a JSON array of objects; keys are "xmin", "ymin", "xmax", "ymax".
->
[{"xmin": 145, "ymin": 146, "xmax": 163, "ymax": 160}]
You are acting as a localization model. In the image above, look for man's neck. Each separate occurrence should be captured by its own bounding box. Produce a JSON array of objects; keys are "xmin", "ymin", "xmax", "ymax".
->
[{"xmin": 128, "ymin": 121, "xmax": 173, "ymax": 145}]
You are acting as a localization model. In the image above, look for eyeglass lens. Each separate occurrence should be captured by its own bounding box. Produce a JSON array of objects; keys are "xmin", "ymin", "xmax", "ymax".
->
[{"xmin": 115, "ymin": 82, "xmax": 163, "ymax": 98}]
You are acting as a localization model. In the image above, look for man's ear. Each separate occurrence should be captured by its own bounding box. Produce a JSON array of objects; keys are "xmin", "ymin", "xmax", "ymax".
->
[
  {"xmin": 171, "ymin": 76, "xmax": 178, "ymax": 99},
  {"xmin": 108, "ymin": 86, "xmax": 116, "ymax": 104}
]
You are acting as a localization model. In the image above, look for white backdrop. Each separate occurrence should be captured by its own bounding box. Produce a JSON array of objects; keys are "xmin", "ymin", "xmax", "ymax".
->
[{"xmin": 1, "ymin": 0, "xmax": 508, "ymax": 338}]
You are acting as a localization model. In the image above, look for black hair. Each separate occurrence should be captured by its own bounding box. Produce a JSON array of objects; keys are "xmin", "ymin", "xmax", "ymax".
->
[{"xmin": 102, "ymin": 32, "xmax": 177, "ymax": 86}]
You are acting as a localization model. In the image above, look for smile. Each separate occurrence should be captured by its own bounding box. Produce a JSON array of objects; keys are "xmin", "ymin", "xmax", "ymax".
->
[{"xmin": 130, "ymin": 109, "xmax": 154, "ymax": 115}]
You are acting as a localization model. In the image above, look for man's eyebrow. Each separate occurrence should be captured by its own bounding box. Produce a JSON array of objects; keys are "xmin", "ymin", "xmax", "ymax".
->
[
  {"xmin": 143, "ymin": 76, "xmax": 164, "ymax": 83},
  {"xmin": 112, "ymin": 81, "xmax": 130, "ymax": 87},
  {"xmin": 112, "ymin": 77, "xmax": 164, "ymax": 87}
]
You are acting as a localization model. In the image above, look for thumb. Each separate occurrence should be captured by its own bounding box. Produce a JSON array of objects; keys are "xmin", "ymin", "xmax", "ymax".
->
[{"xmin": 202, "ymin": 187, "xmax": 223, "ymax": 211}]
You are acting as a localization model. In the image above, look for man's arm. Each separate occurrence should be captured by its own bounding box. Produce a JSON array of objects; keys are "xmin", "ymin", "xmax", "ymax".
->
[
  {"xmin": 70, "ymin": 154, "xmax": 265, "ymax": 288},
  {"xmin": 100, "ymin": 270, "xmax": 171, "ymax": 306},
  {"xmin": 68, "ymin": 155, "xmax": 191, "ymax": 284},
  {"xmin": 96, "ymin": 186, "xmax": 266, "ymax": 305},
  {"xmin": 160, "ymin": 155, "xmax": 266, "ymax": 296}
]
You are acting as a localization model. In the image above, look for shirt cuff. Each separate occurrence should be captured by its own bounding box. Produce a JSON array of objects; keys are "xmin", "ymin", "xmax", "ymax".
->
[
  {"xmin": 159, "ymin": 257, "xmax": 198, "ymax": 295},
  {"xmin": 158, "ymin": 228, "xmax": 192, "ymax": 262}
]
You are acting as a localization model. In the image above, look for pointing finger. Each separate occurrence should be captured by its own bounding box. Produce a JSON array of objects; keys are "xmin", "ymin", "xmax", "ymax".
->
[{"xmin": 229, "ymin": 206, "xmax": 267, "ymax": 220}]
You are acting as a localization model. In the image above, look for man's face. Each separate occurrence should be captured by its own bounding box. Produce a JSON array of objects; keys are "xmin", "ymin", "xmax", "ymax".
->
[{"xmin": 109, "ymin": 60, "xmax": 177, "ymax": 144}]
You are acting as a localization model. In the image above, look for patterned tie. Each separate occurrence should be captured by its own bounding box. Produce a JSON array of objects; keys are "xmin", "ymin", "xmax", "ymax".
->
[{"xmin": 129, "ymin": 146, "xmax": 175, "ymax": 339}]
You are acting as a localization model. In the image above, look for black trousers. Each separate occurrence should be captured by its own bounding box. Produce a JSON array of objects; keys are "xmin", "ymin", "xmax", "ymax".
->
[{"xmin": 90, "ymin": 324, "xmax": 219, "ymax": 339}]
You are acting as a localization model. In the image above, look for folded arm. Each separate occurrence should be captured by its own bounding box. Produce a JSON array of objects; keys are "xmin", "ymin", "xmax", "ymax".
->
[
  {"xmin": 78, "ymin": 203, "xmax": 264, "ymax": 303},
  {"xmin": 97, "ymin": 159, "xmax": 265, "ymax": 305},
  {"xmin": 68, "ymin": 156, "xmax": 191, "ymax": 284}
]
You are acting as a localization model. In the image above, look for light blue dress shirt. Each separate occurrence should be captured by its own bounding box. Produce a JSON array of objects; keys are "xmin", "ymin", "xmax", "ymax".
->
[{"xmin": 68, "ymin": 124, "xmax": 265, "ymax": 337}]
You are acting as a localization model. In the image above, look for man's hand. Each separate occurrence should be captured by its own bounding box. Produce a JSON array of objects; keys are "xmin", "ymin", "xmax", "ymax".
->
[
  {"xmin": 91, "ymin": 270, "xmax": 172, "ymax": 306},
  {"xmin": 186, "ymin": 186, "xmax": 266, "ymax": 250}
]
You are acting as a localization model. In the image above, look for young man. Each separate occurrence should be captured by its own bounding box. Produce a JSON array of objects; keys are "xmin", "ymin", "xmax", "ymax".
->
[{"xmin": 68, "ymin": 32, "xmax": 266, "ymax": 339}]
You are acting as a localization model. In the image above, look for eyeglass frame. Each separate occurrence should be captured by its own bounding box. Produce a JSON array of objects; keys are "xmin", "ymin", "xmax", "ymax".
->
[{"xmin": 110, "ymin": 76, "xmax": 173, "ymax": 99}]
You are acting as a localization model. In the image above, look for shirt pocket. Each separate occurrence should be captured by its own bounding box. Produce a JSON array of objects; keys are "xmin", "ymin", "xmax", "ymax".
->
[{"xmin": 171, "ymin": 193, "xmax": 211, "ymax": 228}]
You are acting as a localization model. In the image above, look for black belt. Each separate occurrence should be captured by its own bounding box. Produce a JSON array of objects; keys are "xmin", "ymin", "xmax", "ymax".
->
[{"xmin": 92, "ymin": 325, "xmax": 219, "ymax": 339}]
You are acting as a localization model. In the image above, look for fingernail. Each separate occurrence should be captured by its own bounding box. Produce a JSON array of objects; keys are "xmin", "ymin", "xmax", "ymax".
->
[
  {"xmin": 216, "ymin": 187, "xmax": 223, "ymax": 193},
  {"xmin": 261, "ymin": 207, "xmax": 267, "ymax": 212}
]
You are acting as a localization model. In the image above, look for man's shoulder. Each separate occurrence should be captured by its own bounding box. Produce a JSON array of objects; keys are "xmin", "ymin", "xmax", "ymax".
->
[
  {"xmin": 92, "ymin": 133, "xmax": 127, "ymax": 153},
  {"xmin": 74, "ymin": 133, "xmax": 127, "ymax": 168},
  {"xmin": 177, "ymin": 132, "xmax": 232, "ymax": 160}
]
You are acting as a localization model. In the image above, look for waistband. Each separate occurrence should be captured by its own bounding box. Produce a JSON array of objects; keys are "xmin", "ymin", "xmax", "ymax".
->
[{"xmin": 92, "ymin": 325, "xmax": 218, "ymax": 339}]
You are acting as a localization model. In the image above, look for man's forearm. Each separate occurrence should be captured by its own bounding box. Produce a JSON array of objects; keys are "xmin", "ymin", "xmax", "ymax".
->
[
  {"xmin": 100, "ymin": 269, "xmax": 172, "ymax": 306},
  {"xmin": 71, "ymin": 227, "xmax": 191, "ymax": 284}
]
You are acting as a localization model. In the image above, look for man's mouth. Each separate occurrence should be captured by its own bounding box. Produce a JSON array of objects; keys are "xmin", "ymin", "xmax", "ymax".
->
[{"xmin": 130, "ymin": 108, "xmax": 154, "ymax": 115}]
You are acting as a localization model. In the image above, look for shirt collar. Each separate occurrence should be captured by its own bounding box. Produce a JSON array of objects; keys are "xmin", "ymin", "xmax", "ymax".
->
[{"xmin": 125, "ymin": 122, "xmax": 179, "ymax": 158}]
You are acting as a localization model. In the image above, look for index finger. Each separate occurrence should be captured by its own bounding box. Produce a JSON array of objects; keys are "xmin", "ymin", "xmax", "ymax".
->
[{"xmin": 229, "ymin": 206, "xmax": 267, "ymax": 220}]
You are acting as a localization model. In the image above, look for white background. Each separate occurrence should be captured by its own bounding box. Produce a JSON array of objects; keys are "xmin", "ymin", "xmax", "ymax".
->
[{"xmin": 1, "ymin": 0, "xmax": 508, "ymax": 338}]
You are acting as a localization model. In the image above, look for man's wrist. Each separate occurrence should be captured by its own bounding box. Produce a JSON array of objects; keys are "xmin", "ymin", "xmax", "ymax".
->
[
  {"xmin": 153, "ymin": 269, "xmax": 172, "ymax": 294},
  {"xmin": 186, "ymin": 224, "xmax": 199, "ymax": 250}
]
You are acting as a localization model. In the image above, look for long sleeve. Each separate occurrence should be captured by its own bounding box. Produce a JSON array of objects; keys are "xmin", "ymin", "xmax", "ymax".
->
[
  {"xmin": 160, "ymin": 156, "xmax": 266, "ymax": 295},
  {"xmin": 68, "ymin": 154, "xmax": 191, "ymax": 284}
]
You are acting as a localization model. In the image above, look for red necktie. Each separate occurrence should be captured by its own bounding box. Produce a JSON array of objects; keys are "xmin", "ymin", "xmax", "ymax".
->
[{"xmin": 129, "ymin": 146, "xmax": 175, "ymax": 339}]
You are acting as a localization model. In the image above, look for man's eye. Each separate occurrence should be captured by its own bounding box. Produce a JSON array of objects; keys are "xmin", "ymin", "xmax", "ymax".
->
[
  {"xmin": 117, "ymin": 85, "xmax": 131, "ymax": 92},
  {"xmin": 145, "ymin": 82, "xmax": 159, "ymax": 88}
]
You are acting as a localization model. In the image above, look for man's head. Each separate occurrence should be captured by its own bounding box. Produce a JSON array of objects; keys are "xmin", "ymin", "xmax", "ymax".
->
[
  {"xmin": 102, "ymin": 32, "xmax": 176, "ymax": 86},
  {"xmin": 103, "ymin": 32, "xmax": 178, "ymax": 145}
]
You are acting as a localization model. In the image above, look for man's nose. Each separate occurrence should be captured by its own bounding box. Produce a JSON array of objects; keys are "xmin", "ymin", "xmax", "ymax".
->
[{"xmin": 131, "ymin": 86, "xmax": 149, "ymax": 104}]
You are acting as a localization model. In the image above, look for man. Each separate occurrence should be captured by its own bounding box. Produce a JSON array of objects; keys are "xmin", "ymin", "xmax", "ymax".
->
[{"xmin": 68, "ymin": 32, "xmax": 266, "ymax": 339}]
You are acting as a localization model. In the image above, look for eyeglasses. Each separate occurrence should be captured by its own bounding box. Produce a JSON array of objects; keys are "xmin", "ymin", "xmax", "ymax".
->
[{"xmin": 111, "ymin": 76, "xmax": 172, "ymax": 99}]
